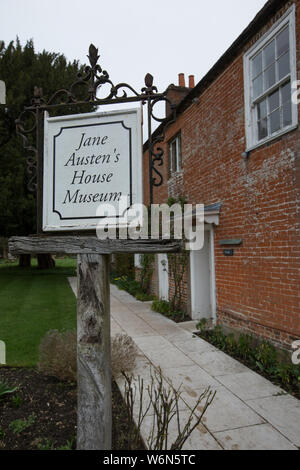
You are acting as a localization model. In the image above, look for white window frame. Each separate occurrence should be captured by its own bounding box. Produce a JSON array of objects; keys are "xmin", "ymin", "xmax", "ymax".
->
[
  {"xmin": 244, "ymin": 5, "xmax": 298, "ymax": 151},
  {"xmin": 169, "ymin": 133, "xmax": 182, "ymax": 176}
]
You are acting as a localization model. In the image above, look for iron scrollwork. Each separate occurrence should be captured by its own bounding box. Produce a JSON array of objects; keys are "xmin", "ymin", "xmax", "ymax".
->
[{"xmin": 16, "ymin": 44, "xmax": 177, "ymax": 204}]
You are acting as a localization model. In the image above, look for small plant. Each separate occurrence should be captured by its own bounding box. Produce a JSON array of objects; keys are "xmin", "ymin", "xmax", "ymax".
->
[
  {"xmin": 111, "ymin": 275, "xmax": 154, "ymax": 301},
  {"xmin": 10, "ymin": 394, "xmax": 23, "ymax": 408},
  {"xmin": 111, "ymin": 334, "xmax": 138, "ymax": 378},
  {"xmin": 38, "ymin": 437, "xmax": 75, "ymax": 450},
  {"xmin": 57, "ymin": 437, "xmax": 75, "ymax": 450},
  {"xmin": 135, "ymin": 292, "xmax": 155, "ymax": 302},
  {"xmin": 0, "ymin": 380, "xmax": 18, "ymax": 398},
  {"xmin": 210, "ymin": 325, "xmax": 227, "ymax": 349},
  {"xmin": 196, "ymin": 318, "xmax": 208, "ymax": 334},
  {"xmin": 237, "ymin": 334, "xmax": 254, "ymax": 361},
  {"xmin": 0, "ymin": 427, "xmax": 5, "ymax": 439},
  {"xmin": 152, "ymin": 299, "xmax": 187, "ymax": 323},
  {"xmin": 38, "ymin": 438, "xmax": 55, "ymax": 450},
  {"xmin": 9, "ymin": 414, "xmax": 36, "ymax": 434},
  {"xmin": 224, "ymin": 333, "xmax": 237, "ymax": 355},
  {"xmin": 38, "ymin": 329, "xmax": 77, "ymax": 382},
  {"xmin": 255, "ymin": 341, "xmax": 277, "ymax": 373}
]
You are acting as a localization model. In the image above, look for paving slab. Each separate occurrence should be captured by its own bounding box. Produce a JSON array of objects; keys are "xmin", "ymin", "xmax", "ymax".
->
[
  {"xmin": 177, "ymin": 321, "xmax": 199, "ymax": 333},
  {"xmin": 142, "ymin": 345, "xmax": 195, "ymax": 370},
  {"xmin": 214, "ymin": 424, "xmax": 297, "ymax": 450},
  {"xmin": 189, "ymin": 350, "xmax": 249, "ymax": 376},
  {"xmin": 178, "ymin": 386, "xmax": 265, "ymax": 433},
  {"xmin": 140, "ymin": 411, "xmax": 222, "ymax": 450},
  {"xmin": 171, "ymin": 336, "xmax": 217, "ymax": 356},
  {"xmin": 216, "ymin": 370, "xmax": 285, "ymax": 401},
  {"xmin": 133, "ymin": 335, "xmax": 174, "ymax": 352}
]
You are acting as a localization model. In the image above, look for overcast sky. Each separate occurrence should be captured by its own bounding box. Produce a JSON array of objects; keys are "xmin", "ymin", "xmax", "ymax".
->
[{"xmin": 1, "ymin": 0, "xmax": 268, "ymax": 92}]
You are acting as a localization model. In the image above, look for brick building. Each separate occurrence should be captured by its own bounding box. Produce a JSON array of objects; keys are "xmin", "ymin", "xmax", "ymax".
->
[{"xmin": 139, "ymin": 0, "xmax": 300, "ymax": 350}]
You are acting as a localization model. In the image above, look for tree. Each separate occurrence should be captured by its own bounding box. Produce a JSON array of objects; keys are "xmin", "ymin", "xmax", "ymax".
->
[{"xmin": 0, "ymin": 39, "xmax": 89, "ymax": 267}]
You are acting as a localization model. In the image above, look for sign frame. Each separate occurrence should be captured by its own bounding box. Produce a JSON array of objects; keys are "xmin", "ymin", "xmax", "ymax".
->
[{"xmin": 43, "ymin": 108, "xmax": 142, "ymax": 232}]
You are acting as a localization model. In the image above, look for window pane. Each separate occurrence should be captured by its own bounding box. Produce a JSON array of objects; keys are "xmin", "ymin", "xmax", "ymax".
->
[
  {"xmin": 264, "ymin": 40, "xmax": 275, "ymax": 68},
  {"xmin": 253, "ymin": 74, "xmax": 263, "ymax": 98},
  {"xmin": 258, "ymin": 118, "xmax": 268, "ymax": 140},
  {"xmin": 269, "ymin": 89, "xmax": 280, "ymax": 112},
  {"xmin": 277, "ymin": 27, "xmax": 289, "ymax": 57},
  {"xmin": 252, "ymin": 52, "xmax": 262, "ymax": 78},
  {"xmin": 270, "ymin": 109, "xmax": 281, "ymax": 133},
  {"xmin": 264, "ymin": 63, "xmax": 276, "ymax": 90},
  {"xmin": 257, "ymin": 99, "xmax": 267, "ymax": 119},
  {"xmin": 283, "ymin": 101, "xmax": 292, "ymax": 127},
  {"xmin": 281, "ymin": 81, "xmax": 291, "ymax": 104},
  {"xmin": 278, "ymin": 52, "xmax": 290, "ymax": 80}
]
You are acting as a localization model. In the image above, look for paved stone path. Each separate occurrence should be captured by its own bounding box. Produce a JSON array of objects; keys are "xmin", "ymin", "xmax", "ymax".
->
[{"xmin": 68, "ymin": 278, "xmax": 300, "ymax": 450}]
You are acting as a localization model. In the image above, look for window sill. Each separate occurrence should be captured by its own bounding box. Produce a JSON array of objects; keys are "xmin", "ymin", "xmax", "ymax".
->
[{"xmin": 246, "ymin": 123, "xmax": 298, "ymax": 153}]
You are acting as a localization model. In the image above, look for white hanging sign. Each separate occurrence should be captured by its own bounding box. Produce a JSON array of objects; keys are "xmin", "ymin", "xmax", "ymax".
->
[{"xmin": 43, "ymin": 108, "xmax": 142, "ymax": 231}]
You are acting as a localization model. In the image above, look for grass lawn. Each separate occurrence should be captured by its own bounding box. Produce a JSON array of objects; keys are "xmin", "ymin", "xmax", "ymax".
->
[{"xmin": 0, "ymin": 257, "xmax": 77, "ymax": 366}]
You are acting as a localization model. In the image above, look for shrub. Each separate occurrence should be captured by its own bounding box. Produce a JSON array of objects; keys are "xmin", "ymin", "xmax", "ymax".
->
[
  {"xmin": 111, "ymin": 334, "xmax": 138, "ymax": 378},
  {"xmin": 224, "ymin": 333, "xmax": 238, "ymax": 355},
  {"xmin": 38, "ymin": 330, "xmax": 77, "ymax": 382},
  {"xmin": 254, "ymin": 341, "xmax": 277, "ymax": 373},
  {"xmin": 152, "ymin": 299, "xmax": 187, "ymax": 323},
  {"xmin": 237, "ymin": 334, "xmax": 254, "ymax": 361},
  {"xmin": 151, "ymin": 299, "xmax": 171, "ymax": 315},
  {"xmin": 210, "ymin": 325, "xmax": 227, "ymax": 349},
  {"xmin": 38, "ymin": 330, "xmax": 138, "ymax": 382},
  {"xmin": 196, "ymin": 318, "xmax": 208, "ymax": 335},
  {"xmin": 111, "ymin": 275, "xmax": 154, "ymax": 302}
]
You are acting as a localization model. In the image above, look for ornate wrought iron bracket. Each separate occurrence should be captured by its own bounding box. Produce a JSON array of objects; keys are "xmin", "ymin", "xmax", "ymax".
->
[{"xmin": 16, "ymin": 44, "xmax": 177, "ymax": 205}]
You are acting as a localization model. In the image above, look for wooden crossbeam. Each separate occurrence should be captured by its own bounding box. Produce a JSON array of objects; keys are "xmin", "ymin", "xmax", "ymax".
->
[{"xmin": 8, "ymin": 236, "xmax": 184, "ymax": 255}]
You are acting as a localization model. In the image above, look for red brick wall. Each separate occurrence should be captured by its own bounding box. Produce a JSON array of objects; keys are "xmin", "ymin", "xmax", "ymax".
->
[{"xmin": 141, "ymin": 0, "xmax": 300, "ymax": 349}]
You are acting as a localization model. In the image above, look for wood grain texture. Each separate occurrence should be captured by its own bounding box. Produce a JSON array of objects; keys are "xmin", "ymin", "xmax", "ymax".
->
[
  {"xmin": 9, "ymin": 236, "xmax": 184, "ymax": 255},
  {"xmin": 77, "ymin": 254, "xmax": 111, "ymax": 450}
]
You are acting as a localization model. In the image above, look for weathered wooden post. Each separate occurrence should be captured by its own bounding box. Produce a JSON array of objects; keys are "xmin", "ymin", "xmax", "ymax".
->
[
  {"xmin": 77, "ymin": 254, "xmax": 111, "ymax": 450},
  {"xmin": 8, "ymin": 237, "xmax": 184, "ymax": 450}
]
